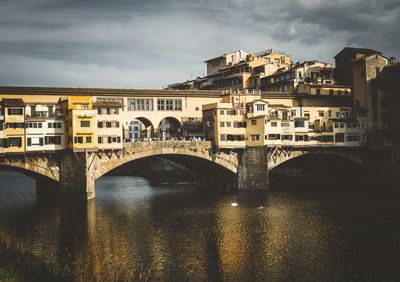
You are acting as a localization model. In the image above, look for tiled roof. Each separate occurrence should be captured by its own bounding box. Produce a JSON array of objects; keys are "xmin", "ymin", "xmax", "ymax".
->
[
  {"xmin": 92, "ymin": 101, "xmax": 124, "ymax": 108},
  {"xmin": 1, "ymin": 98, "xmax": 25, "ymax": 107}
]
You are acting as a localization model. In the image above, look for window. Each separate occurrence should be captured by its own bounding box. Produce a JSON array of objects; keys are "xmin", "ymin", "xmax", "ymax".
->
[
  {"xmin": 81, "ymin": 120, "xmax": 90, "ymax": 127},
  {"xmin": 6, "ymin": 123, "xmax": 24, "ymax": 129},
  {"xmin": 27, "ymin": 137, "xmax": 43, "ymax": 146},
  {"xmin": 251, "ymin": 120, "xmax": 257, "ymax": 125},
  {"xmin": 220, "ymin": 110, "xmax": 225, "ymax": 115},
  {"xmin": 7, "ymin": 108, "xmax": 23, "ymax": 115},
  {"xmin": 174, "ymin": 100, "xmax": 182, "ymax": 111},
  {"xmin": 271, "ymin": 122, "xmax": 278, "ymax": 127},
  {"xmin": 48, "ymin": 105, "xmax": 54, "ymax": 117},
  {"xmin": 220, "ymin": 134, "xmax": 226, "ymax": 141},
  {"xmin": 281, "ymin": 135, "xmax": 293, "ymax": 141},
  {"xmin": 335, "ymin": 133, "xmax": 345, "ymax": 142},
  {"xmin": 9, "ymin": 137, "xmax": 22, "ymax": 147},
  {"xmin": 319, "ymin": 112, "xmax": 324, "ymax": 117},
  {"xmin": 128, "ymin": 98, "xmax": 153, "ymax": 111},
  {"xmin": 98, "ymin": 121, "xmax": 103, "ymax": 128},
  {"xmin": 74, "ymin": 136, "xmax": 83, "ymax": 144},
  {"xmin": 346, "ymin": 135, "xmax": 361, "ymax": 142},
  {"xmin": 48, "ymin": 122, "xmax": 61, "ymax": 129},
  {"xmin": 304, "ymin": 113, "xmax": 310, "ymax": 119},
  {"xmin": 220, "ymin": 122, "xmax": 225, "ymax": 127},
  {"xmin": 316, "ymin": 89, "xmax": 321, "ymax": 95},
  {"xmin": 157, "ymin": 99, "xmax": 182, "ymax": 111},
  {"xmin": 256, "ymin": 104, "xmax": 265, "ymax": 111},
  {"xmin": 295, "ymin": 120, "xmax": 305, "ymax": 128},
  {"xmin": 329, "ymin": 89, "xmax": 334, "ymax": 96},
  {"xmin": 45, "ymin": 136, "xmax": 61, "ymax": 145},
  {"xmin": 166, "ymin": 100, "xmax": 173, "ymax": 110},
  {"xmin": 157, "ymin": 99, "xmax": 165, "ymax": 111},
  {"xmin": 86, "ymin": 136, "xmax": 92, "ymax": 143},
  {"xmin": 251, "ymin": 135, "xmax": 260, "ymax": 141},
  {"xmin": 226, "ymin": 122, "xmax": 231, "ymax": 127},
  {"xmin": 328, "ymin": 110, "xmax": 332, "ymax": 117},
  {"xmin": 268, "ymin": 134, "xmax": 280, "ymax": 140}
]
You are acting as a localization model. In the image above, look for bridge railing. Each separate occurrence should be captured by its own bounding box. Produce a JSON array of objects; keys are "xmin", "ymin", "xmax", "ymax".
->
[{"xmin": 123, "ymin": 140, "xmax": 212, "ymax": 151}]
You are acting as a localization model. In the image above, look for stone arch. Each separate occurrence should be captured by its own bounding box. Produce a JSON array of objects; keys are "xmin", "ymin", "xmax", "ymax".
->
[
  {"xmin": 157, "ymin": 117, "xmax": 183, "ymax": 139},
  {"xmin": 93, "ymin": 143, "xmax": 238, "ymax": 180},
  {"xmin": 0, "ymin": 158, "xmax": 59, "ymax": 182},
  {"xmin": 268, "ymin": 149, "xmax": 364, "ymax": 171},
  {"xmin": 126, "ymin": 117, "xmax": 154, "ymax": 139}
]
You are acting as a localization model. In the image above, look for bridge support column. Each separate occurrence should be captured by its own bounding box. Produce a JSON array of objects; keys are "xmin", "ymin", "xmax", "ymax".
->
[
  {"xmin": 59, "ymin": 151, "xmax": 95, "ymax": 201},
  {"xmin": 237, "ymin": 146, "xmax": 269, "ymax": 190}
]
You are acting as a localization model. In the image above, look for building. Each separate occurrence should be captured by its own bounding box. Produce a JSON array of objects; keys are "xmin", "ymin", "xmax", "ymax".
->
[
  {"xmin": 168, "ymin": 49, "xmax": 291, "ymax": 91},
  {"xmin": 0, "ymin": 98, "xmax": 26, "ymax": 153},
  {"xmin": 25, "ymin": 102, "xmax": 65, "ymax": 152},
  {"xmin": 352, "ymin": 53, "xmax": 388, "ymax": 146},
  {"xmin": 297, "ymin": 84, "xmax": 352, "ymax": 97},
  {"xmin": 261, "ymin": 60, "xmax": 334, "ymax": 92},
  {"xmin": 375, "ymin": 63, "xmax": 400, "ymax": 163},
  {"xmin": 61, "ymin": 96, "xmax": 98, "ymax": 151},
  {"xmin": 205, "ymin": 50, "xmax": 249, "ymax": 76},
  {"xmin": 203, "ymin": 92, "xmax": 367, "ymax": 149},
  {"xmin": 93, "ymin": 100, "xmax": 124, "ymax": 150},
  {"xmin": 334, "ymin": 47, "xmax": 381, "ymax": 86}
]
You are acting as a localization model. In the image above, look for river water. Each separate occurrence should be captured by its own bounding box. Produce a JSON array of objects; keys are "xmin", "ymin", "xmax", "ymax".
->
[{"xmin": 0, "ymin": 169, "xmax": 400, "ymax": 281}]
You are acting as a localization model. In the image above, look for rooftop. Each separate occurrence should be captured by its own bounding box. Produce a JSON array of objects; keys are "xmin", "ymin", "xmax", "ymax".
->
[
  {"xmin": 1, "ymin": 98, "xmax": 25, "ymax": 107},
  {"xmin": 92, "ymin": 101, "xmax": 124, "ymax": 108},
  {"xmin": 334, "ymin": 47, "xmax": 382, "ymax": 58}
]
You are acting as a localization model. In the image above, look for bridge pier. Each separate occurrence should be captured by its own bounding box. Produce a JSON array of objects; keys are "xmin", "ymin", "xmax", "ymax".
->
[
  {"xmin": 237, "ymin": 146, "xmax": 269, "ymax": 191},
  {"xmin": 59, "ymin": 151, "xmax": 95, "ymax": 201}
]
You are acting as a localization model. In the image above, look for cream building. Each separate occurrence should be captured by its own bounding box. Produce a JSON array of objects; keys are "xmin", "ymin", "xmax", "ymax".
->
[
  {"xmin": 203, "ymin": 92, "xmax": 367, "ymax": 149},
  {"xmin": 1, "ymin": 98, "xmax": 26, "ymax": 153},
  {"xmin": 93, "ymin": 100, "xmax": 124, "ymax": 150},
  {"xmin": 25, "ymin": 102, "xmax": 65, "ymax": 152},
  {"xmin": 261, "ymin": 60, "xmax": 334, "ymax": 92}
]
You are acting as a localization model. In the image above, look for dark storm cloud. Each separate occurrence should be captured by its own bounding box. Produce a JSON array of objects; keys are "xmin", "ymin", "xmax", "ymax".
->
[{"xmin": 0, "ymin": 0, "xmax": 399, "ymax": 88}]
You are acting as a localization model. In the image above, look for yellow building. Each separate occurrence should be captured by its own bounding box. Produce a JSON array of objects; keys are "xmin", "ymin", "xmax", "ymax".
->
[
  {"xmin": 297, "ymin": 84, "xmax": 352, "ymax": 97},
  {"xmin": 62, "ymin": 96, "xmax": 97, "ymax": 151},
  {"xmin": 0, "ymin": 98, "xmax": 26, "ymax": 153}
]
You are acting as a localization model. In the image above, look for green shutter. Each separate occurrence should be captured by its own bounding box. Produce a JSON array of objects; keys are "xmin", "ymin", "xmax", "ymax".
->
[{"xmin": 27, "ymin": 138, "xmax": 31, "ymax": 146}]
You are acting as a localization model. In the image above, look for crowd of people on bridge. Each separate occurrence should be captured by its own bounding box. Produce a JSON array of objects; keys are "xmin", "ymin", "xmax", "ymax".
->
[{"xmin": 124, "ymin": 136, "xmax": 206, "ymax": 143}]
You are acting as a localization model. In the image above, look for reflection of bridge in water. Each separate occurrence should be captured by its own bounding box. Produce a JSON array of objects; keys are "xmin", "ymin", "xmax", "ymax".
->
[{"xmin": 0, "ymin": 141, "xmax": 392, "ymax": 201}]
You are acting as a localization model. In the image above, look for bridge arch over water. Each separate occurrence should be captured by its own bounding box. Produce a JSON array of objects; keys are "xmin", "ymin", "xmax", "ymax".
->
[{"xmin": 94, "ymin": 141, "xmax": 238, "ymax": 180}]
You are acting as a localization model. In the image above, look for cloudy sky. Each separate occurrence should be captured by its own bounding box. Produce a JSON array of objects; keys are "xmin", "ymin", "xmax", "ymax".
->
[{"xmin": 0, "ymin": 0, "xmax": 399, "ymax": 89}]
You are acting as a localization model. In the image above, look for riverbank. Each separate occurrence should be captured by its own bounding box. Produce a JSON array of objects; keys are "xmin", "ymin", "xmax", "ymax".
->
[{"xmin": 0, "ymin": 234, "xmax": 72, "ymax": 282}]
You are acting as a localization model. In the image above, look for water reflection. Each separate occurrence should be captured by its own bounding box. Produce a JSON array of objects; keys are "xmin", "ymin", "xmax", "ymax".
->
[{"xmin": 0, "ymin": 170, "xmax": 400, "ymax": 281}]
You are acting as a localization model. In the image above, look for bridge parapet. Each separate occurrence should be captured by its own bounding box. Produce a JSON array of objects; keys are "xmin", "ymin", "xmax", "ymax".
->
[{"xmin": 123, "ymin": 140, "xmax": 212, "ymax": 151}]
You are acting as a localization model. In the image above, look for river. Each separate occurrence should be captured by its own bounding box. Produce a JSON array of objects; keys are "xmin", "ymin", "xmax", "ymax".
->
[{"xmin": 0, "ymin": 168, "xmax": 400, "ymax": 281}]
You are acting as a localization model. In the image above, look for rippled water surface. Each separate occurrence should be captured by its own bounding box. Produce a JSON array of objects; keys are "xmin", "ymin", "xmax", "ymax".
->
[{"xmin": 0, "ymin": 170, "xmax": 400, "ymax": 281}]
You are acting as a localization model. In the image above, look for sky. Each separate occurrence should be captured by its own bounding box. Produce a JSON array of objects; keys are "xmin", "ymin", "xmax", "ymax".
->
[{"xmin": 0, "ymin": 0, "xmax": 399, "ymax": 89}]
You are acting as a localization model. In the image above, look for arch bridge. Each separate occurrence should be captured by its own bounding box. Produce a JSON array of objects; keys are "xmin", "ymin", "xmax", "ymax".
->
[{"xmin": 0, "ymin": 142, "xmax": 390, "ymax": 201}]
